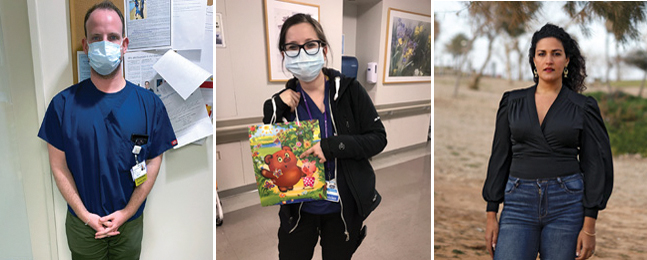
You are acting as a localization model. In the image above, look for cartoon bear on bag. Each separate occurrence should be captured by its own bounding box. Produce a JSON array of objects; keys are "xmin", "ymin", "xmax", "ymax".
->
[{"xmin": 261, "ymin": 146, "xmax": 306, "ymax": 192}]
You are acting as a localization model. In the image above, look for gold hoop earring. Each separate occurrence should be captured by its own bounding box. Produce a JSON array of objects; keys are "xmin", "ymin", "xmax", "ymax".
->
[
  {"xmin": 564, "ymin": 68, "xmax": 569, "ymax": 78},
  {"xmin": 533, "ymin": 69, "xmax": 538, "ymax": 78}
]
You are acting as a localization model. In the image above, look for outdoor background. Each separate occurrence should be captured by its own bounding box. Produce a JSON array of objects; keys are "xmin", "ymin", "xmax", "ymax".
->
[{"xmin": 434, "ymin": 1, "xmax": 647, "ymax": 259}]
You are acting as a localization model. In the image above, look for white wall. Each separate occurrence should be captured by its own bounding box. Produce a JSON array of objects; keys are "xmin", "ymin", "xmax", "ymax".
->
[
  {"xmin": 215, "ymin": 0, "xmax": 431, "ymax": 192},
  {"xmin": 355, "ymin": 0, "xmax": 383, "ymax": 99},
  {"xmin": 342, "ymin": 3, "xmax": 357, "ymax": 56},
  {"xmin": 1, "ymin": 1, "xmax": 48, "ymax": 259},
  {"xmin": 26, "ymin": 0, "xmax": 213, "ymax": 259}
]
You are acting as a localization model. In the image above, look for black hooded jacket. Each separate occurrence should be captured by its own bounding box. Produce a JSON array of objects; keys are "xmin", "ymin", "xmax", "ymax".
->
[{"xmin": 262, "ymin": 68, "xmax": 387, "ymax": 234}]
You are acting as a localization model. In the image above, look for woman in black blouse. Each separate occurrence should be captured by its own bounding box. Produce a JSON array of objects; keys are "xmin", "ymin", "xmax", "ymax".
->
[{"xmin": 482, "ymin": 24, "xmax": 613, "ymax": 260}]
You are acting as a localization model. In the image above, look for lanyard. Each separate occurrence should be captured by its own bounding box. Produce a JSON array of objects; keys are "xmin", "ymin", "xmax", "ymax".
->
[
  {"xmin": 298, "ymin": 82, "xmax": 333, "ymax": 179},
  {"xmin": 299, "ymin": 89, "xmax": 329, "ymax": 140}
]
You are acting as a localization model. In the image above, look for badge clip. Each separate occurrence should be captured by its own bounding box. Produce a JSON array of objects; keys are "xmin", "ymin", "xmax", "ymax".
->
[{"xmin": 325, "ymin": 179, "xmax": 340, "ymax": 203}]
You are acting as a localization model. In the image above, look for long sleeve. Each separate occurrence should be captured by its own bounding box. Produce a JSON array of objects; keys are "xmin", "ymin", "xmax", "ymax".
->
[
  {"xmin": 262, "ymin": 89, "xmax": 293, "ymax": 124},
  {"xmin": 320, "ymin": 81, "xmax": 387, "ymax": 160},
  {"xmin": 482, "ymin": 92, "xmax": 513, "ymax": 213},
  {"xmin": 579, "ymin": 96, "xmax": 614, "ymax": 219}
]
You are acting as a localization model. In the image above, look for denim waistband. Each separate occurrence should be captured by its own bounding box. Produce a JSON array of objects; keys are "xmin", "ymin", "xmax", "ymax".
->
[{"xmin": 509, "ymin": 172, "xmax": 582, "ymax": 185}]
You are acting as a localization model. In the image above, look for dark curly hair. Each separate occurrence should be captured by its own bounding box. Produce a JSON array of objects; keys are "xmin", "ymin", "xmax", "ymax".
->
[{"xmin": 528, "ymin": 23, "xmax": 587, "ymax": 93}]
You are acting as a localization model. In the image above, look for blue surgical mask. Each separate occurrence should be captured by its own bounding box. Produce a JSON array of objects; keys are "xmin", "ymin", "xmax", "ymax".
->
[
  {"xmin": 88, "ymin": 41, "xmax": 122, "ymax": 76},
  {"xmin": 285, "ymin": 50, "xmax": 324, "ymax": 82}
]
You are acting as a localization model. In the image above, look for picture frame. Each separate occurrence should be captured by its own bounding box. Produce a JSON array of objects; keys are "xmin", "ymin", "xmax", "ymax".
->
[
  {"xmin": 383, "ymin": 8, "xmax": 432, "ymax": 84},
  {"xmin": 215, "ymin": 13, "xmax": 226, "ymax": 48},
  {"xmin": 264, "ymin": 0, "xmax": 320, "ymax": 82}
]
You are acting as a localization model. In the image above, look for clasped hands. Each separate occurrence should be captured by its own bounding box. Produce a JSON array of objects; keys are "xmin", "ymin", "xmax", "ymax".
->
[{"xmin": 85, "ymin": 210, "xmax": 129, "ymax": 239}]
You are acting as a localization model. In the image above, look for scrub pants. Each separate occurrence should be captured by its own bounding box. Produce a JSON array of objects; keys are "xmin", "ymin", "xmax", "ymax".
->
[
  {"xmin": 278, "ymin": 211, "xmax": 366, "ymax": 260},
  {"xmin": 494, "ymin": 173, "xmax": 584, "ymax": 260},
  {"xmin": 65, "ymin": 211, "xmax": 144, "ymax": 260}
]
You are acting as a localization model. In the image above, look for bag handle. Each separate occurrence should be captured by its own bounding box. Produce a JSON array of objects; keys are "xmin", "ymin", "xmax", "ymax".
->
[
  {"xmin": 271, "ymin": 96, "xmax": 300, "ymax": 125},
  {"xmin": 294, "ymin": 104, "xmax": 300, "ymax": 126},
  {"xmin": 270, "ymin": 97, "xmax": 277, "ymax": 125}
]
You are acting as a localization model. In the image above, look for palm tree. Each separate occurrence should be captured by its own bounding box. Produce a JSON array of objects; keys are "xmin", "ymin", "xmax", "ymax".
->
[
  {"xmin": 466, "ymin": 1, "xmax": 542, "ymax": 90},
  {"xmin": 500, "ymin": 4, "xmax": 539, "ymax": 84},
  {"xmin": 442, "ymin": 5, "xmax": 489, "ymax": 96},
  {"xmin": 445, "ymin": 33, "xmax": 472, "ymax": 97},
  {"xmin": 563, "ymin": 1, "xmax": 647, "ymax": 92}
]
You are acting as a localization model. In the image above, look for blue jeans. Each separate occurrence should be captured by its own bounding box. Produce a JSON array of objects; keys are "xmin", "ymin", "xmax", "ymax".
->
[{"xmin": 494, "ymin": 173, "xmax": 584, "ymax": 260}]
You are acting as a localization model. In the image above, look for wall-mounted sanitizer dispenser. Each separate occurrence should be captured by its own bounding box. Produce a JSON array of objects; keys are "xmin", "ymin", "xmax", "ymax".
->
[{"xmin": 367, "ymin": 62, "xmax": 378, "ymax": 84}]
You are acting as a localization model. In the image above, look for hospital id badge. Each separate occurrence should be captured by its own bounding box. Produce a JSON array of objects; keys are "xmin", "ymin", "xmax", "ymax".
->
[
  {"xmin": 325, "ymin": 180, "xmax": 340, "ymax": 202},
  {"xmin": 130, "ymin": 161, "xmax": 147, "ymax": 187}
]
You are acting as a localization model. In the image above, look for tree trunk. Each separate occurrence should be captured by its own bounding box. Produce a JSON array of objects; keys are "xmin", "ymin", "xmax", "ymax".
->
[
  {"xmin": 453, "ymin": 69, "xmax": 463, "ymax": 97},
  {"xmin": 469, "ymin": 33, "xmax": 496, "ymax": 90},
  {"xmin": 605, "ymin": 33, "xmax": 613, "ymax": 93},
  {"xmin": 639, "ymin": 71, "xmax": 646, "ymax": 98},
  {"xmin": 504, "ymin": 40, "xmax": 513, "ymax": 84},
  {"xmin": 516, "ymin": 39, "xmax": 532, "ymax": 81},
  {"xmin": 515, "ymin": 41, "xmax": 525, "ymax": 81},
  {"xmin": 452, "ymin": 23, "xmax": 487, "ymax": 97},
  {"xmin": 453, "ymin": 56, "xmax": 465, "ymax": 97},
  {"xmin": 615, "ymin": 41, "xmax": 621, "ymax": 82}
]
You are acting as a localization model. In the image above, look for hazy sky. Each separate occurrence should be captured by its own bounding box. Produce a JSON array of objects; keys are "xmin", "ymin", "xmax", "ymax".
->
[{"xmin": 434, "ymin": 1, "xmax": 647, "ymax": 81}]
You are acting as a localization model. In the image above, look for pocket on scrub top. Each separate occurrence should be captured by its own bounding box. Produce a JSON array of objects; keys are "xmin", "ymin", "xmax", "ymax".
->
[{"xmin": 117, "ymin": 138, "xmax": 150, "ymax": 172}]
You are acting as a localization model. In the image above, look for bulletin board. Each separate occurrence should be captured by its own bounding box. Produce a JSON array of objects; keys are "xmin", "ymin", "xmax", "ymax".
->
[
  {"xmin": 68, "ymin": 0, "xmax": 215, "ymax": 149},
  {"xmin": 68, "ymin": 0, "xmax": 213, "ymax": 84}
]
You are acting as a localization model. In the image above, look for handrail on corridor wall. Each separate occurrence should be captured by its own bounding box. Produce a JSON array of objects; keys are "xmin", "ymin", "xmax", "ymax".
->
[{"xmin": 215, "ymin": 99, "xmax": 431, "ymax": 144}]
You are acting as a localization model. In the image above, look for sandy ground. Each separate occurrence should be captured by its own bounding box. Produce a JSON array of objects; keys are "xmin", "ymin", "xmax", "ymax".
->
[{"xmin": 434, "ymin": 75, "xmax": 647, "ymax": 259}]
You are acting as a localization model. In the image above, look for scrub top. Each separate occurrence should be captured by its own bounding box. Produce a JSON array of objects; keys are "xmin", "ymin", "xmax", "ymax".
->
[
  {"xmin": 38, "ymin": 79, "xmax": 177, "ymax": 221},
  {"xmin": 293, "ymin": 78, "xmax": 342, "ymax": 215}
]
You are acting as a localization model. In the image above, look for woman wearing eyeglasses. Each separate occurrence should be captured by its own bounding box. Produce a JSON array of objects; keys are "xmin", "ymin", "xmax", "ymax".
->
[{"xmin": 262, "ymin": 13, "xmax": 387, "ymax": 260}]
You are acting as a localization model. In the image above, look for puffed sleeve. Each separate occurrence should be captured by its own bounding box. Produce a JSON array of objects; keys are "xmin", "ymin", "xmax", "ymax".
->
[
  {"xmin": 579, "ymin": 97, "xmax": 613, "ymax": 219},
  {"xmin": 482, "ymin": 92, "xmax": 513, "ymax": 213}
]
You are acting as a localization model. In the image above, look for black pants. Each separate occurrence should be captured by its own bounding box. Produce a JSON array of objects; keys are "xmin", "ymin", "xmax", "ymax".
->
[{"xmin": 278, "ymin": 211, "xmax": 365, "ymax": 260}]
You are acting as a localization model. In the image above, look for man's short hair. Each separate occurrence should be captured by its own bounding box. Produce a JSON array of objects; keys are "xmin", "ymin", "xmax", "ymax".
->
[{"xmin": 84, "ymin": 1, "xmax": 125, "ymax": 37}]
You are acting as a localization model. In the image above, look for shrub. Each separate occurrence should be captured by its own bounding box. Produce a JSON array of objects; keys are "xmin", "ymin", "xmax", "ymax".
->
[{"xmin": 587, "ymin": 91, "xmax": 647, "ymax": 156}]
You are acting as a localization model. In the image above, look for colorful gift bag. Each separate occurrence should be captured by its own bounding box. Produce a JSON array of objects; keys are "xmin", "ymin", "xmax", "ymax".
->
[{"xmin": 248, "ymin": 120, "xmax": 327, "ymax": 206}]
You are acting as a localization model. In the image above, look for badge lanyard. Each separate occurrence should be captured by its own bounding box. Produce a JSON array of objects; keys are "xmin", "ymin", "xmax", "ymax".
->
[
  {"xmin": 299, "ymin": 81, "xmax": 340, "ymax": 203},
  {"xmin": 298, "ymin": 86, "xmax": 333, "ymax": 181},
  {"xmin": 130, "ymin": 144, "xmax": 148, "ymax": 187}
]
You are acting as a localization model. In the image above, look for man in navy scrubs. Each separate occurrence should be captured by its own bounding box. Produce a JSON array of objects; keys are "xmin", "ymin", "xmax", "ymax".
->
[{"xmin": 38, "ymin": 1, "xmax": 176, "ymax": 258}]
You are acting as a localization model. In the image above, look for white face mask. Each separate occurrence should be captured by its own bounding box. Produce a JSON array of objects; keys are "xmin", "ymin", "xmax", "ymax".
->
[
  {"xmin": 88, "ymin": 41, "xmax": 122, "ymax": 76},
  {"xmin": 285, "ymin": 50, "xmax": 325, "ymax": 82}
]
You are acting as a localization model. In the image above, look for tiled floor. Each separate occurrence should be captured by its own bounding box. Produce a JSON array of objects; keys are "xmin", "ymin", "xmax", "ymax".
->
[{"xmin": 216, "ymin": 145, "xmax": 431, "ymax": 259}]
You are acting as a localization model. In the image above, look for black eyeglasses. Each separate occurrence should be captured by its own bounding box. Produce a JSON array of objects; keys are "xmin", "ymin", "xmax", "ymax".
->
[{"xmin": 282, "ymin": 40, "xmax": 324, "ymax": 58}]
